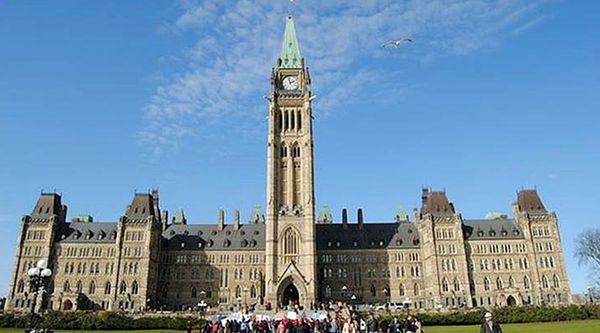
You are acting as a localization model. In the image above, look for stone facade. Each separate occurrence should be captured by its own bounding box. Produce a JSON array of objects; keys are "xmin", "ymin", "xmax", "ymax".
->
[{"xmin": 4, "ymin": 15, "xmax": 571, "ymax": 312}]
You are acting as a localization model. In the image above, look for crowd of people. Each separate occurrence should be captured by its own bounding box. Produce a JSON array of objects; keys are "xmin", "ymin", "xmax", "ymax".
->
[
  {"xmin": 187, "ymin": 307, "xmax": 503, "ymax": 333},
  {"xmin": 188, "ymin": 309, "xmax": 425, "ymax": 333}
]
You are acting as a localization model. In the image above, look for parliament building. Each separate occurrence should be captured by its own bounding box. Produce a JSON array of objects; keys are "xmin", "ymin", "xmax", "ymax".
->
[{"xmin": 5, "ymin": 16, "xmax": 571, "ymax": 312}]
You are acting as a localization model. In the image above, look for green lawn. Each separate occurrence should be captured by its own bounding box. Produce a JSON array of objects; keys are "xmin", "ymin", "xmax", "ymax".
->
[
  {"xmin": 1, "ymin": 320, "xmax": 600, "ymax": 333},
  {"xmin": 425, "ymin": 319, "xmax": 600, "ymax": 333}
]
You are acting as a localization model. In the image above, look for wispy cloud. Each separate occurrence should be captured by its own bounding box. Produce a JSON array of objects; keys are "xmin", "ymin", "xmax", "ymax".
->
[
  {"xmin": 139, "ymin": 0, "xmax": 551, "ymax": 154},
  {"xmin": 512, "ymin": 14, "xmax": 552, "ymax": 35}
]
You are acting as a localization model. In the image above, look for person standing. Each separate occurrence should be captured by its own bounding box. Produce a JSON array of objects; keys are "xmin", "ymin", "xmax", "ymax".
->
[
  {"xmin": 388, "ymin": 317, "xmax": 400, "ymax": 333},
  {"xmin": 367, "ymin": 315, "xmax": 378, "ymax": 333},
  {"xmin": 480, "ymin": 312, "xmax": 502, "ymax": 333}
]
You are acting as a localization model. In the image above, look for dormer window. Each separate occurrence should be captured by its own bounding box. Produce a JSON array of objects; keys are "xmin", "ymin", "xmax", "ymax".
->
[
  {"xmin": 379, "ymin": 240, "xmax": 385, "ymax": 247},
  {"xmin": 396, "ymin": 239, "xmax": 403, "ymax": 246},
  {"xmin": 180, "ymin": 242, "xmax": 185, "ymax": 248},
  {"xmin": 223, "ymin": 239, "xmax": 231, "ymax": 247},
  {"xmin": 489, "ymin": 230, "xmax": 496, "ymax": 237},
  {"xmin": 513, "ymin": 229, "xmax": 520, "ymax": 236},
  {"xmin": 353, "ymin": 240, "xmax": 359, "ymax": 247},
  {"xmin": 477, "ymin": 230, "xmax": 484, "ymax": 237},
  {"xmin": 501, "ymin": 230, "xmax": 508, "ymax": 236},
  {"xmin": 327, "ymin": 241, "xmax": 332, "ymax": 248},
  {"xmin": 413, "ymin": 239, "xmax": 420, "ymax": 246},
  {"xmin": 335, "ymin": 240, "xmax": 341, "ymax": 247},
  {"xmin": 241, "ymin": 239, "xmax": 248, "ymax": 247},
  {"xmin": 207, "ymin": 240, "xmax": 214, "ymax": 248},
  {"xmin": 250, "ymin": 239, "xmax": 257, "ymax": 247}
]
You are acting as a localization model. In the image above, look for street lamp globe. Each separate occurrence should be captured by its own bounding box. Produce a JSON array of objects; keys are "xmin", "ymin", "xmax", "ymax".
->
[
  {"xmin": 41, "ymin": 268, "xmax": 52, "ymax": 277},
  {"xmin": 27, "ymin": 267, "xmax": 40, "ymax": 277},
  {"xmin": 36, "ymin": 259, "xmax": 48, "ymax": 269}
]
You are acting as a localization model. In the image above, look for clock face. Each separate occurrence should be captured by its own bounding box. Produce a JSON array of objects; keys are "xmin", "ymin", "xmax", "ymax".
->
[{"xmin": 282, "ymin": 76, "xmax": 299, "ymax": 90}]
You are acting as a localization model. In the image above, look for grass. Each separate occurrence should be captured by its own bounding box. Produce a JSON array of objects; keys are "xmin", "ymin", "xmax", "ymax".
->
[
  {"xmin": 425, "ymin": 319, "xmax": 600, "ymax": 333},
  {"xmin": 1, "ymin": 320, "xmax": 600, "ymax": 333}
]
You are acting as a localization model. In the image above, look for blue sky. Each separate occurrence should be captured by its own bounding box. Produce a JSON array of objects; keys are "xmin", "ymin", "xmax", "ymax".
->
[{"xmin": 1, "ymin": 0, "xmax": 599, "ymax": 296}]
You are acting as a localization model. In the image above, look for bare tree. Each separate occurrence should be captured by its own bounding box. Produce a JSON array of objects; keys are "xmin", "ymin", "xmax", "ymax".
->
[{"xmin": 575, "ymin": 229, "xmax": 600, "ymax": 287}]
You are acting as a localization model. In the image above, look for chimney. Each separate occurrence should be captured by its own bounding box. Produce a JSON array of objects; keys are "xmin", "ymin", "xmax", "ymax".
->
[
  {"xmin": 161, "ymin": 210, "xmax": 169, "ymax": 231},
  {"xmin": 342, "ymin": 208, "xmax": 348, "ymax": 228},
  {"xmin": 234, "ymin": 210, "xmax": 241, "ymax": 230},
  {"xmin": 217, "ymin": 209, "xmax": 225, "ymax": 231},
  {"xmin": 358, "ymin": 208, "xmax": 364, "ymax": 230}
]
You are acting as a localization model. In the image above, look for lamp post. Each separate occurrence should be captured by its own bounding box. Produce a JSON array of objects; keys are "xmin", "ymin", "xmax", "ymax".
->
[
  {"xmin": 27, "ymin": 259, "xmax": 53, "ymax": 330},
  {"xmin": 402, "ymin": 297, "xmax": 412, "ymax": 316},
  {"xmin": 350, "ymin": 294, "xmax": 357, "ymax": 311},
  {"xmin": 383, "ymin": 288, "xmax": 389, "ymax": 307}
]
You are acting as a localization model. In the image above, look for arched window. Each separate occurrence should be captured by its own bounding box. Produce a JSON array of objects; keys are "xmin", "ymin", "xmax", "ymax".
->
[
  {"xmin": 542, "ymin": 275, "xmax": 549, "ymax": 289},
  {"xmin": 89, "ymin": 280, "xmax": 96, "ymax": 294},
  {"xmin": 131, "ymin": 280, "xmax": 139, "ymax": 295},
  {"xmin": 413, "ymin": 283, "xmax": 420, "ymax": 296},
  {"xmin": 250, "ymin": 285, "xmax": 257, "ymax": 298},
  {"xmin": 523, "ymin": 276, "xmax": 531, "ymax": 290},
  {"xmin": 552, "ymin": 275, "xmax": 560, "ymax": 288},
  {"xmin": 484, "ymin": 277, "xmax": 490, "ymax": 291},
  {"xmin": 104, "ymin": 281, "xmax": 112, "ymax": 295},
  {"xmin": 297, "ymin": 111, "xmax": 302, "ymax": 130},
  {"xmin": 284, "ymin": 110, "xmax": 289, "ymax": 130},
  {"xmin": 17, "ymin": 279, "xmax": 24, "ymax": 293},
  {"xmin": 64, "ymin": 280, "xmax": 71, "ymax": 292},
  {"xmin": 399, "ymin": 283, "xmax": 405, "ymax": 296},
  {"xmin": 119, "ymin": 281, "xmax": 127, "ymax": 294},
  {"xmin": 441, "ymin": 278, "xmax": 449, "ymax": 292},
  {"xmin": 453, "ymin": 278, "xmax": 460, "ymax": 291},
  {"xmin": 76, "ymin": 280, "xmax": 83, "ymax": 293},
  {"xmin": 162, "ymin": 286, "xmax": 168, "ymax": 298},
  {"xmin": 496, "ymin": 277, "xmax": 503, "ymax": 290},
  {"xmin": 370, "ymin": 285, "xmax": 376, "ymax": 297},
  {"xmin": 290, "ymin": 110, "xmax": 295, "ymax": 129},
  {"xmin": 235, "ymin": 285, "xmax": 242, "ymax": 298},
  {"xmin": 282, "ymin": 228, "xmax": 299, "ymax": 263},
  {"xmin": 325, "ymin": 285, "xmax": 332, "ymax": 298},
  {"xmin": 277, "ymin": 111, "xmax": 282, "ymax": 130},
  {"xmin": 509, "ymin": 276, "xmax": 515, "ymax": 288},
  {"xmin": 191, "ymin": 286, "xmax": 197, "ymax": 298}
]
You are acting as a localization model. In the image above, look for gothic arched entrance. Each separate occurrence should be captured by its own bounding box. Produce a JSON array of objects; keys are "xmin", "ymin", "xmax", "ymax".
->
[
  {"xmin": 506, "ymin": 295, "xmax": 517, "ymax": 306},
  {"xmin": 282, "ymin": 283, "xmax": 299, "ymax": 307},
  {"xmin": 62, "ymin": 299, "xmax": 73, "ymax": 311}
]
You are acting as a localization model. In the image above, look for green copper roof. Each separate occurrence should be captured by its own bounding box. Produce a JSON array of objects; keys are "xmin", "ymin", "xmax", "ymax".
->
[
  {"xmin": 249, "ymin": 205, "xmax": 265, "ymax": 224},
  {"xmin": 173, "ymin": 208, "xmax": 186, "ymax": 225},
  {"xmin": 278, "ymin": 15, "xmax": 302, "ymax": 68},
  {"xmin": 395, "ymin": 207, "xmax": 409, "ymax": 223},
  {"xmin": 317, "ymin": 205, "xmax": 333, "ymax": 223}
]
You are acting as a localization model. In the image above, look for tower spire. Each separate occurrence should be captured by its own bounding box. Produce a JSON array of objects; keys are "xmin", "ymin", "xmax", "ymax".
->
[{"xmin": 278, "ymin": 15, "xmax": 303, "ymax": 69}]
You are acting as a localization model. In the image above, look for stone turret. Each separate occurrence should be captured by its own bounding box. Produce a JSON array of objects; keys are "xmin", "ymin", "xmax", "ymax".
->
[{"xmin": 217, "ymin": 209, "xmax": 225, "ymax": 230}]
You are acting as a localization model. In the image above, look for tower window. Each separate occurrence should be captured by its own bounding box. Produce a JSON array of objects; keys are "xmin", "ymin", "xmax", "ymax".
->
[{"xmin": 297, "ymin": 111, "xmax": 302, "ymax": 130}]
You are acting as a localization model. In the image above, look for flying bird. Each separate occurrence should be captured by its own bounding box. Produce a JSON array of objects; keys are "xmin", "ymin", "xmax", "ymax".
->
[{"xmin": 382, "ymin": 38, "xmax": 413, "ymax": 48}]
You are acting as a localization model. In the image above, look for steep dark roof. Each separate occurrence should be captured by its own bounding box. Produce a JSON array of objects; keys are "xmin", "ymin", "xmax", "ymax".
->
[
  {"xmin": 31, "ymin": 193, "xmax": 65, "ymax": 218},
  {"xmin": 463, "ymin": 219, "xmax": 524, "ymax": 240},
  {"xmin": 516, "ymin": 189, "xmax": 547, "ymax": 214},
  {"xmin": 316, "ymin": 222, "xmax": 421, "ymax": 250},
  {"xmin": 162, "ymin": 223, "xmax": 265, "ymax": 251},
  {"xmin": 57, "ymin": 222, "xmax": 118, "ymax": 243},
  {"xmin": 125, "ymin": 193, "xmax": 157, "ymax": 219},
  {"xmin": 420, "ymin": 189, "xmax": 455, "ymax": 216}
]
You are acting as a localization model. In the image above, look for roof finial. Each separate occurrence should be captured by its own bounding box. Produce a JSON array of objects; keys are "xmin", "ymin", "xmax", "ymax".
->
[{"xmin": 288, "ymin": 0, "xmax": 296, "ymax": 16}]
